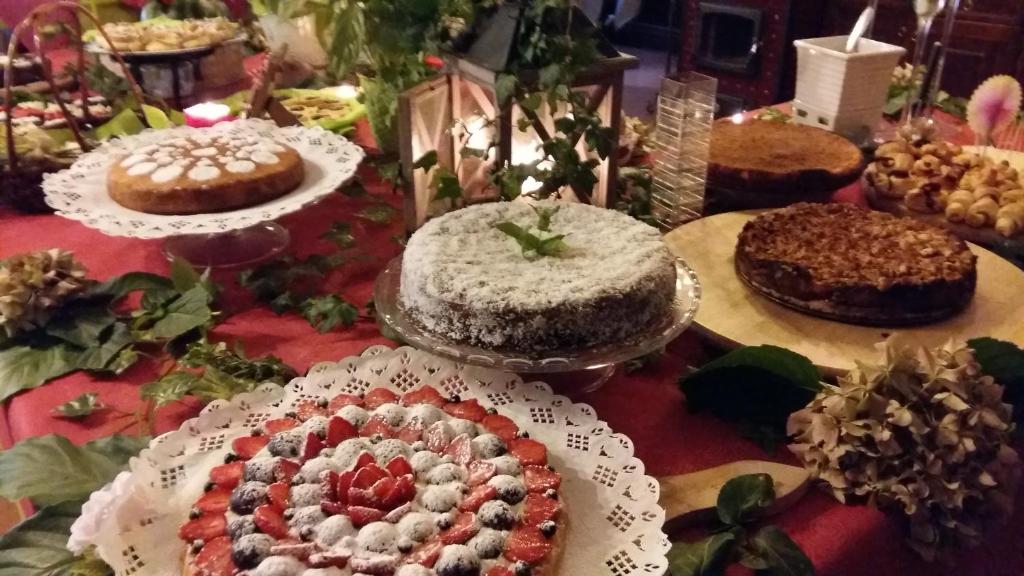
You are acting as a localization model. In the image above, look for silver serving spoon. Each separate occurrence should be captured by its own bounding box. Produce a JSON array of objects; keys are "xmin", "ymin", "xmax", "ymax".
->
[{"xmin": 845, "ymin": 6, "xmax": 876, "ymax": 53}]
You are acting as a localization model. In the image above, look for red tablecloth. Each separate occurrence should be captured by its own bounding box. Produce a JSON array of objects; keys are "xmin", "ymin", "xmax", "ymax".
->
[{"xmin": 1, "ymin": 125, "xmax": 1022, "ymax": 576}]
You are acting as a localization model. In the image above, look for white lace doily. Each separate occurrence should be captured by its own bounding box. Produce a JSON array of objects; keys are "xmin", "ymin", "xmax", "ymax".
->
[
  {"xmin": 42, "ymin": 119, "xmax": 365, "ymax": 239},
  {"xmin": 77, "ymin": 346, "xmax": 670, "ymax": 576}
]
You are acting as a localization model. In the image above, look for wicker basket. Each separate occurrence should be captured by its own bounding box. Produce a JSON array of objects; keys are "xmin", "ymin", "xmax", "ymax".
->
[{"xmin": 2, "ymin": 1, "xmax": 150, "ymax": 213}]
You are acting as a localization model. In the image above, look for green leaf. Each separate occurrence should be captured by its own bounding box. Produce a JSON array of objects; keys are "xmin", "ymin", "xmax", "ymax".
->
[
  {"xmin": 667, "ymin": 532, "xmax": 736, "ymax": 576},
  {"xmin": 537, "ymin": 234, "xmax": 567, "ymax": 256},
  {"xmin": 495, "ymin": 74, "xmax": 518, "ymax": 106},
  {"xmin": 45, "ymin": 306, "xmax": 117, "ymax": 349},
  {"xmin": 141, "ymin": 104, "xmax": 173, "ymax": 129},
  {"xmin": 0, "ymin": 435, "xmax": 148, "ymax": 506},
  {"xmin": 356, "ymin": 204, "xmax": 397, "ymax": 225},
  {"xmin": 52, "ymin": 392, "xmax": 103, "ymax": 420},
  {"xmin": 532, "ymin": 204, "xmax": 560, "ymax": 232},
  {"xmin": 169, "ymin": 257, "xmax": 202, "ymax": 293},
  {"xmin": 321, "ymin": 222, "xmax": 356, "ymax": 249},
  {"xmin": 140, "ymin": 286, "xmax": 213, "ymax": 341},
  {"xmin": 76, "ymin": 323, "xmax": 134, "ymax": 371},
  {"xmin": 716, "ymin": 473, "xmax": 775, "ymax": 526},
  {"xmin": 494, "ymin": 222, "xmax": 542, "ymax": 254},
  {"xmin": 433, "ymin": 168, "xmax": 463, "ymax": 202},
  {"xmin": 341, "ymin": 180, "xmax": 368, "ymax": 197},
  {"xmin": 968, "ymin": 337, "xmax": 1024, "ymax": 427},
  {"xmin": 680, "ymin": 346, "xmax": 822, "ymax": 437},
  {"xmin": 86, "ymin": 272, "xmax": 173, "ymax": 301},
  {"xmin": 413, "ymin": 150, "xmax": 439, "ymax": 171},
  {"xmin": 301, "ymin": 295, "xmax": 360, "ymax": 332},
  {"xmin": 520, "ymin": 92, "xmax": 543, "ymax": 112},
  {"xmin": 0, "ymin": 344, "xmax": 79, "ymax": 403},
  {"xmin": 0, "ymin": 501, "xmax": 86, "ymax": 576},
  {"xmin": 744, "ymin": 525, "xmax": 814, "ymax": 576},
  {"xmin": 93, "ymin": 108, "xmax": 145, "ymax": 140},
  {"xmin": 140, "ymin": 371, "xmax": 201, "ymax": 407}
]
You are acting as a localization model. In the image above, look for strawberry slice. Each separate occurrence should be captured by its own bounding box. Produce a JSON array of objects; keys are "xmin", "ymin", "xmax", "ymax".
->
[
  {"xmin": 481, "ymin": 414, "xmax": 519, "ymax": 443},
  {"xmin": 363, "ymin": 388, "xmax": 400, "ymax": 409},
  {"xmin": 254, "ymin": 504, "xmax": 290, "ymax": 539},
  {"xmin": 459, "ymin": 485, "xmax": 497, "ymax": 512},
  {"xmin": 445, "ymin": 434, "xmax": 473, "ymax": 466},
  {"xmin": 524, "ymin": 466, "xmax": 561, "ymax": 492},
  {"xmin": 348, "ymin": 505, "xmax": 385, "ymax": 527},
  {"xmin": 468, "ymin": 460, "xmax": 497, "ymax": 486},
  {"xmin": 443, "ymin": 398, "xmax": 488, "ymax": 422},
  {"xmin": 231, "ymin": 435, "xmax": 269, "ymax": 460},
  {"xmin": 302, "ymin": 432, "xmax": 325, "ymax": 462},
  {"xmin": 267, "ymin": 482, "xmax": 291, "ymax": 511},
  {"xmin": 309, "ymin": 549, "xmax": 352, "ymax": 568},
  {"xmin": 439, "ymin": 511, "xmax": 479, "ymax": 545},
  {"xmin": 295, "ymin": 399, "xmax": 328, "ymax": 422},
  {"xmin": 382, "ymin": 474, "xmax": 415, "ymax": 509},
  {"xmin": 328, "ymin": 393, "xmax": 364, "ymax": 413},
  {"xmin": 384, "ymin": 501, "xmax": 413, "ymax": 523},
  {"xmin": 195, "ymin": 486, "xmax": 231, "ymax": 513},
  {"xmin": 522, "ymin": 493, "xmax": 561, "ymax": 526},
  {"xmin": 397, "ymin": 420, "xmax": 426, "ymax": 443},
  {"xmin": 504, "ymin": 527, "xmax": 552, "ymax": 564},
  {"xmin": 336, "ymin": 470, "xmax": 356, "ymax": 505},
  {"xmin": 385, "ymin": 456, "xmax": 413, "ymax": 478},
  {"xmin": 273, "ymin": 458, "xmax": 301, "ymax": 484},
  {"xmin": 406, "ymin": 540, "xmax": 444, "ymax": 567},
  {"xmin": 424, "ymin": 421, "xmax": 452, "ymax": 453},
  {"xmin": 179, "ymin": 513, "xmax": 226, "ymax": 542},
  {"xmin": 401, "ymin": 386, "xmax": 446, "ymax": 407},
  {"xmin": 264, "ymin": 417, "xmax": 300, "ymax": 435},
  {"xmin": 347, "ymin": 486, "xmax": 382, "ymax": 509},
  {"xmin": 192, "ymin": 536, "xmax": 235, "ymax": 576},
  {"xmin": 326, "ymin": 416, "xmax": 358, "ymax": 447},
  {"xmin": 485, "ymin": 567, "xmax": 514, "ymax": 576},
  {"xmin": 359, "ymin": 417, "xmax": 395, "ymax": 439},
  {"xmin": 321, "ymin": 471, "xmax": 340, "ymax": 501},
  {"xmin": 371, "ymin": 476, "xmax": 398, "ymax": 503},
  {"xmin": 352, "ymin": 464, "xmax": 390, "ymax": 489},
  {"xmin": 508, "ymin": 438, "xmax": 547, "ymax": 466},
  {"xmin": 320, "ymin": 500, "xmax": 346, "ymax": 515},
  {"xmin": 354, "ymin": 451, "xmax": 376, "ymax": 470},
  {"xmin": 209, "ymin": 461, "xmax": 244, "ymax": 489}
]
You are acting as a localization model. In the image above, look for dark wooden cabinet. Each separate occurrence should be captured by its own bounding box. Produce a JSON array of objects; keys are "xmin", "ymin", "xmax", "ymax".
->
[{"xmin": 824, "ymin": 0, "xmax": 1024, "ymax": 97}]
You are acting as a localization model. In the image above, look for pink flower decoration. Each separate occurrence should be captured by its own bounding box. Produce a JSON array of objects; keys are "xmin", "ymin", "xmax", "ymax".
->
[{"xmin": 967, "ymin": 75, "xmax": 1022, "ymax": 144}]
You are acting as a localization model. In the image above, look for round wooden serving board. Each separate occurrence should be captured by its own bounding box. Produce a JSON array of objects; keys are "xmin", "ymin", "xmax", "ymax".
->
[{"xmin": 663, "ymin": 211, "xmax": 1024, "ymax": 373}]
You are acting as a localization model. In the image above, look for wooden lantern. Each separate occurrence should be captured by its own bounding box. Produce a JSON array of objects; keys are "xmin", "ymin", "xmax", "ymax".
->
[{"xmin": 398, "ymin": 5, "xmax": 638, "ymax": 231}]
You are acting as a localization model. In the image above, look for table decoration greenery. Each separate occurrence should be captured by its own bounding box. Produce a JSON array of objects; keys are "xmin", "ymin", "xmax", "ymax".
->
[{"xmin": 667, "ymin": 473, "xmax": 813, "ymax": 576}]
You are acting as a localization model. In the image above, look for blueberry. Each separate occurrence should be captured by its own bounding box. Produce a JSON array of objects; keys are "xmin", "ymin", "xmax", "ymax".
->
[
  {"xmin": 231, "ymin": 533, "xmax": 275, "ymax": 569},
  {"xmin": 189, "ymin": 507, "xmax": 202, "ymax": 519},
  {"xmin": 299, "ymin": 525, "xmax": 315, "ymax": 541},
  {"xmin": 449, "ymin": 394, "xmax": 462, "ymax": 403},
  {"xmin": 398, "ymin": 539, "xmax": 414, "ymax": 553},
  {"xmin": 436, "ymin": 513, "xmax": 454, "ymax": 530},
  {"xmin": 190, "ymin": 539, "xmax": 205, "ymax": 553},
  {"xmin": 228, "ymin": 515, "xmax": 257, "ymax": 540},
  {"xmin": 543, "ymin": 489, "xmax": 558, "ymax": 500},
  {"xmin": 203, "ymin": 481, "xmax": 216, "ymax": 492},
  {"xmin": 267, "ymin": 431, "xmax": 303, "ymax": 458},
  {"xmin": 486, "ymin": 407, "xmax": 498, "ymax": 415},
  {"xmin": 513, "ymin": 561, "xmax": 532, "ymax": 576},
  {"xmin": 284, "ymin": 411, "xmax": 298, "ymax": 419},
  {"xmin": 478, "ymin": 500, "xmax": 516, "ymax": 530},
  {"xmin": 224, "ymin": 452, "xmax": 240, "ymax": 463},
  {"xmin": 539, "ymin": 520, "xmax": 557, "ymax": 537},
  {"xmin": 316, "ymin": 397, "xmax": 329, "ymax": 408},
  {"xmin": 517, "ymin": 431, "xmax": 530, "ymax": 439},
  {"xmin": 230, "ymin": 481, "xmax": 268, "ymax": 515}
]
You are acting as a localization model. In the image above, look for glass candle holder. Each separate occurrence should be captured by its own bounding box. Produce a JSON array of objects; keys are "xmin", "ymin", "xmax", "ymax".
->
[{"xmin": 650, "ymin": 72, "xmax": 717, "ymax": 230}]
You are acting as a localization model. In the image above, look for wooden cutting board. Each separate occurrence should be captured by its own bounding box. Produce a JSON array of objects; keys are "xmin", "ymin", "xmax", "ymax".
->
[
  {"xmin": 658, "ymin": 461, "xmax": 811, "ymax": 530},
  {"xmin": 664, "ymin": 211, "xmax": 1024, "ymax": 374}
]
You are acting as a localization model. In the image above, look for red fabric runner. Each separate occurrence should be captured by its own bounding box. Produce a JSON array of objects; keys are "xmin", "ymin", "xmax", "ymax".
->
[{"xmin": 1, "ymin": 121, "xmax": 1022, "ymax": 575}]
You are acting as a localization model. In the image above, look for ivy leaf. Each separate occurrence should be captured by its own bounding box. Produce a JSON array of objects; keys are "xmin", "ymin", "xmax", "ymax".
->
[
  {"xmin": 0, "ymin": 434, "xmax": 148, "ymax": 506},
  {"xmin": 0, "ymin": 344, "xmax": 79, "ymax": 403},
  {"xmin": 494, "ymin": 222, "xmax": 542, "ymax": 254},
  {"xmin": 140, "ymin": 372, "xmax": 201, "ymax": 407},
  {"xmin": 169, "ymin": 257, "xmax": 203, "ymax": 293},
  {"xmin": 680, "ymin": 346, "xmax": 822, "ymax": 438},
  {"xmin": 321, "ymin": 222, "xmax": 356, "ymax": 249},
  {"xmin": 413, "ymin": 150, "xmax": 439, "ymax": 171},
  {"xmin": 301, "ymin": 295, "xmax": 360, "ymax": 332},
  {"xmin": 433, "ymin": 168, "xmax": 463, "ymax": 202},
  {"xmin": 269, "ymin": 291, "xmax": 305, "ymax": 314},
  {"xmin": 537, "ymin": 234, "xmax": 567, "ymax": 256},
  {"xmin": 0, "ymin": 500, "xmax": 87, "ymax": 576},
  {"xmin": 356, "ymin": 204, "xmax": 397, "ymax": 225},
  {"xmin": 85, "ymin": 272, "xmax": 173, "ymax": 301},
  {"xmin": 968, "ymin": 337, "xmax": 1024, "ymax": 427},
  {"xmin": 76, "ymin": 323, "xmax": 134, "ymax": 371},
  {"xmin": 520, "ymin": 92, "xmax": 543, "ymax": 112},
  {"xmin": 743, "ymin": 526, "xmax": 814, "ymax": 576},
  {"xmin": 52, "ymin": 392, "xmax": 104, "ymax": 420},
  {"xmin": 495, "ymin": 73, "xmax": 518, "ymax": 106},
  {"xmin": 185, "ymin": 366, "xmax": 264, "ymax": 403},
  {"xmin": 531, "ymin": 204, "xmax": 560, "ymax": 232},
  {"xmin": 45, "ymin": 306, "xmax": 117, "ymax": 349},
  {"xmin": 341, "ymin": 180, "xmax": 368, "ymax": 197},
  {"xmin": 717, "ymin": 473, "xmax": 775, "ymax": 526},
  {"xmin": 667, "ymin": 532, "xmax": 736, "ymax": 576},
  {"xmin": 138, "ymin": 286, "xmax": 214, "ymax": 341}
]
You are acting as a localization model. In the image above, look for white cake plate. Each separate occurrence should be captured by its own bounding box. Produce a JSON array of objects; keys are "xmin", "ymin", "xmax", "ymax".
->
[
  {"xmin": 373, "ymin": 255, "xmax": 702, "ymax": 394},
  {"xmin": 41, "ymin": 119, "xmax": 365, "ymax": 267}
]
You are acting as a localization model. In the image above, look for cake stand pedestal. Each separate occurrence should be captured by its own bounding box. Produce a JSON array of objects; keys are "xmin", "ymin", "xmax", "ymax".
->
[
  {"xmin": 373, "ymin": 256, "xmax": 701, "ymax": 396},
  {"xmin": 162, "ymin": 222, "xmax": 290, "ymax": 268}
]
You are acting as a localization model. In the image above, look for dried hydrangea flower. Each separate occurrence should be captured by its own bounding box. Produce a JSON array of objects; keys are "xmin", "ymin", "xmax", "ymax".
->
[
  {"xmin": 0, "ymin": 249, "xmax": 88, "ymax": 339},
  {"xmin": 787, "ymin": 339, "xmax": 1020, "ymax": 561}
]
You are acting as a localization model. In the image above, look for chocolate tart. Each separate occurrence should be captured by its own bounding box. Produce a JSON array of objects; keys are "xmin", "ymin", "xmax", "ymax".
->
[{"xmin": 735, "ymin": 203, "xmax": 977, "ymax": 325}]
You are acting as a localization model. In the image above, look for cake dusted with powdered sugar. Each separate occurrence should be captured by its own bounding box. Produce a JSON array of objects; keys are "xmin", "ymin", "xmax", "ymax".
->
[{"xmin": 400, "ymin": 201, "xmax": 677, "ymax": 353}]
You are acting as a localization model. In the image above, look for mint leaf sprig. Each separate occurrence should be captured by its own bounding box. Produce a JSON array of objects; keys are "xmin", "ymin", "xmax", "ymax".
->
[{"xmin": 493, "ymin": 205, "xmax": 568, "ymax": 259}]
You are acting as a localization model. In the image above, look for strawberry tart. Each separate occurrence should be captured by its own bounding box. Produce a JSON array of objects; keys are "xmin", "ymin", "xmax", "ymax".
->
[{"xmin": 178, "ymin": 386, "xmax": 565, "ymax": 576}]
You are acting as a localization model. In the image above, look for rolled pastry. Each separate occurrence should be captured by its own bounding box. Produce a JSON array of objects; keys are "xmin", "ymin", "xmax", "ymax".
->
[
  {"xmin": 996, "ymin": 202, "xmax": 1024, "ymax": 237},
  {"xmin": 1000, "ymin": 188, "xmax": 1024, "ymax": 206},
  {"xmin": 966, "ymin": 196, "xmax": 999, "ymax": 228},
  {"xmin": 945, "ymin": 189, "xmax": 975, "ymax": 222}
]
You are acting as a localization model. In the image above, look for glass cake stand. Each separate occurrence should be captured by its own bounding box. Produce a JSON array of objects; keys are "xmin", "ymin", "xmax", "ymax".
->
[
  {"xmin": 373, "ymin": 256, "xmax": 702, "ymax": 395},
  {"xmin": 161, "ymin": 222, "xmax": 291, "ymax": 268}
]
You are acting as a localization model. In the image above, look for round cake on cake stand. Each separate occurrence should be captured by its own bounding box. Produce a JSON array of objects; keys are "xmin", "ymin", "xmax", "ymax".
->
[
  {"xmin": 41, "ymin": 118, "xmax": 364, "ymax": 267},
  {"xmin": 374, "ymin": 255, "xmax": 701, "ymax": 394}
]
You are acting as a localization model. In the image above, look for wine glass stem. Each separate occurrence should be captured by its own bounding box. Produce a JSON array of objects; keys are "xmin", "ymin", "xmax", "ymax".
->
[{"xmin": 901, "ymin": 16, "xmax": 936, "ymax": 126}]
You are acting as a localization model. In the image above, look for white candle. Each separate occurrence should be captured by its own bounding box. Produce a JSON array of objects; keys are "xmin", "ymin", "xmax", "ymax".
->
[
  {"xmin": 330, "ymin": 84, "xmax": 360, "ymax": 100},
  {"xmin": 184, "ymin": 102, "xmax": 233, "ymax": 128}
]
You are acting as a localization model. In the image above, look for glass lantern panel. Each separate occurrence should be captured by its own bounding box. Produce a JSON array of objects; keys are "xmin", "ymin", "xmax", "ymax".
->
[{"xmin": 453, "ymin": 75, "xmax": 499, "ymax": 202}]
